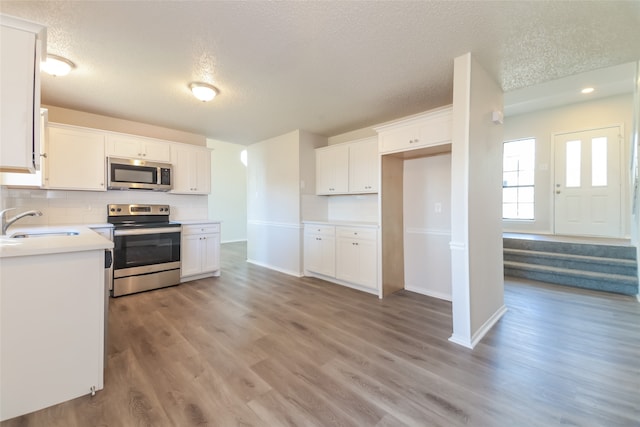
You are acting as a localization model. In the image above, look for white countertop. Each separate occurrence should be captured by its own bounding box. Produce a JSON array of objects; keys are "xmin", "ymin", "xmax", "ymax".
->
[
  {"xmin": 177, "ymin": 219, "xmax": 222, "ymax": 225},
  {"xmin": 302, "ymin": 220, "xmax": 379, "ymax": 228},
  {"xmin": 0, "ymin": 225, "xmax": 113, "ymax": 258}
]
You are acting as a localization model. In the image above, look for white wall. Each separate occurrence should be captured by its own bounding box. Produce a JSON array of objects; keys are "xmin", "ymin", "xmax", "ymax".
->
[
  {"xmin": 246, "ymin": 130, "xmax": 326, "ymax": 276},
  {"xmin": 450, "ymin": 53, "xmax": 505, "ymax": 349},
  {"xmin": 503, "ymin": 94, "xmax": 634, "ymax": 236},
  {"xmin": 403, "ymin": 153, "xmax": 452, "ymax": 300},
  {"xmin": 207, "ymin": 139, "xmax": 247, "ymax": 243}
]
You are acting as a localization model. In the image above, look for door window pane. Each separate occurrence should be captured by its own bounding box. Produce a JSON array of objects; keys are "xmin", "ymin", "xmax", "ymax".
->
[
  {"xmin": 592, "ymin": 137, "xmax": 607, "ymax": 187},
  {"xmin": 565, "ymin": 140, "xmax": 581, "ymax": 187}
]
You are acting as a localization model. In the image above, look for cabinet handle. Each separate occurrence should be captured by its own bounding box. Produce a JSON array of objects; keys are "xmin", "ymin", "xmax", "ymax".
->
[
  {"xmin": 352, "ymin": 242, "xmax": 359, "ymax": 246},
  {"xmin": 40, "ymin": 153, "xmax": 47, "ymax": 158}
]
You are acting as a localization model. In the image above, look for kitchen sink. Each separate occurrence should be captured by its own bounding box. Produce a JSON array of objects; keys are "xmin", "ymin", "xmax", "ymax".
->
[{"xmin": 10, "ymin": 231, "xmax": 80, "ymax": 238}]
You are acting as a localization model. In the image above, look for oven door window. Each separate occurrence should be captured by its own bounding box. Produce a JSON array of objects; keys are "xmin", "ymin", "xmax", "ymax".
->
[{"xmin": 113, "ymin": 232, "xmax": 180, "ymax": 269}]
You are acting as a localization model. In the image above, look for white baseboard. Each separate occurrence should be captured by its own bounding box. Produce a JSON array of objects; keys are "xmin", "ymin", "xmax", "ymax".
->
[
  {"xmin": 449, "ymin": 304, "xmax": 508, "ymax": 349},
  {"xmin": 246, "ymin": 259, "xmax": 303, "ymax": 277},
  {"xmin": 404, "ymin": 285, "xmax": 452, "ymax": 301}
]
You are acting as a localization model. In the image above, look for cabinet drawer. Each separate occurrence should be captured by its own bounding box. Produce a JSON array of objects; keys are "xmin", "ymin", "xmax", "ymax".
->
[
  {"xmin": 336, "ymin": 227, "xmax": 376, "ymax": 240},
  {"xmin": 182, "ymin": 223, "xmax": 220, "ymax": 235},
  {"xmin": 304, "ymin": 224, "xmax": 335, "ymax": 236}
]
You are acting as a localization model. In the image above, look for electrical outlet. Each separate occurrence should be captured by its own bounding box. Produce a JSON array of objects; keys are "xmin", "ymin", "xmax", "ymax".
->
[{"xmin": 435, "ymin": 202, "xmax": 442, "ymax": 213}]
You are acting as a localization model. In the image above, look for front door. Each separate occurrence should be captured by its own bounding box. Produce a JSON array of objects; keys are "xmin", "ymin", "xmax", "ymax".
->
[{"xmin": 553, "ymin": 126, "xmax": 622, "ymax": 237}]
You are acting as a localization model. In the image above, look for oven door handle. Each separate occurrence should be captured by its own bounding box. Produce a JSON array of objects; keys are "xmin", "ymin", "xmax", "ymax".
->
[{"xmin": 114, "ymin": 227, "xmax": 181, "ymax": 236}]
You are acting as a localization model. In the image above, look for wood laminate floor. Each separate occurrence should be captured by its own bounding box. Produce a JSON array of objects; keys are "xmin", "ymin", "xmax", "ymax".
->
[{"xmin": 2, "ymin": 242, "xmax": 639, "ymax": 426}]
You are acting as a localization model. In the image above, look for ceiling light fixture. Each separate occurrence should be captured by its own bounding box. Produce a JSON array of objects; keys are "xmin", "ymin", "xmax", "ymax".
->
[
  {"xmin": 189, "ymin": 82, "xmax": 218, "ymax": 102},
  {"xmin": 42, "ymin": 54, "xmax": 75, "ymax": 77},
  {"xmin": 581, "ymin": 87, "xmax": 595, "ymax": 94}
]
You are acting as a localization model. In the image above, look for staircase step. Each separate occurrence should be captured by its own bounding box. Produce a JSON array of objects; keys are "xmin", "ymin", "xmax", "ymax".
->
[
  {"xmin": 503, "ymin": 248, "xmax": 637, "ymax": 277},
  {"xmin": 504, "ymin": 261, "xmax": 639, "ymax": 296},
  {"xmin": 503, "ymin": 237, "xmax": 636, "ymax": 260}
]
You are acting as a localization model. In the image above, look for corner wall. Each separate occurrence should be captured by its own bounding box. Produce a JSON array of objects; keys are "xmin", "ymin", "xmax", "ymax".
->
[
  {"xmin": 450, "ymin": 53, "xmax": 506, "ymax": 348},
  {"xmin": 246, "ymin": 130, "xmax": 326, "ymax": 276}
]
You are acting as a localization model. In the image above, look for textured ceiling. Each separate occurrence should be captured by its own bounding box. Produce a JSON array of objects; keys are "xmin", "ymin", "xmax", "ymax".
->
[{"xmin": 1, "ymin": 1, "xmax": 639, "ymax": 144}]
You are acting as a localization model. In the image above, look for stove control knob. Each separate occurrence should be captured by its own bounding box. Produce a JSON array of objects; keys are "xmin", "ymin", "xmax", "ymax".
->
[
  {"xmin": 116, "ymin": 208, "xmax": 122, "ymax": 212},
  {"xmin": 110, "ymin": 208, "xmax": 115, "ymax": 212}
]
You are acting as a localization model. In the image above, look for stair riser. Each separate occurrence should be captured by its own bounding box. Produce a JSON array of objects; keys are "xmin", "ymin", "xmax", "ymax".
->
[
  {"xmin": 503, "ymin": 240, "xmax": 636, "ymax": 260},
  {"xmin": 505, "ymin": 268, "xmax": 638, "ymax": 296},
  {"xmin": 503, "ymin": 253, "xmax": 637, "ymax": 277}
]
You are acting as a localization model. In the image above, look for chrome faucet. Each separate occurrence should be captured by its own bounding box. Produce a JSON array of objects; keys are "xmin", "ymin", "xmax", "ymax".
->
[{"xmin": 0, "ymin": 208, "xmax": 43, "ymax": 235}]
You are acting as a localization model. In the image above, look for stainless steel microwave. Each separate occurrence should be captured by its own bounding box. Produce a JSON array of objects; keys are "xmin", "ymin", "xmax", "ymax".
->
[{"xmin": 107, "ymin": 157, "xmax": 172, "ymax": 191}]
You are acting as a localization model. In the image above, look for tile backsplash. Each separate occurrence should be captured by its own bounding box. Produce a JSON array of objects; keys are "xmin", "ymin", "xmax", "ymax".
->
[{"xmin": 0, "ymin": 188, "xmax": 208, "ymax": 226}]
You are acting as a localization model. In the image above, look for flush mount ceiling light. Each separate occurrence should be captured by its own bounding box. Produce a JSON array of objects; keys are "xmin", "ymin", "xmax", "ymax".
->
[
  {"xmin": 42, "ymin": 54, "xmax": 75, "ymax": 77},
  {"xmin": 581, "ymin": 87, "xmax": 595, "ymax": 94},
  {"xmin": 189, "ymin": 82, "xmax": 218, "ymax": 102}
]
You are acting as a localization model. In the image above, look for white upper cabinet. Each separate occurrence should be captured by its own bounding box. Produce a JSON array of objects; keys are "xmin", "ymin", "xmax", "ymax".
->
[
  {"xmin": 170, "ymin": 144, "xmax": 211, "ymax": 194},
  {"xmin": 105, "ymin": 134, "xmax": 171, "ymax": 162},
  {"xmin": 376, "ymin": 106, "xmax": 452, "ymax": 154},
  {"xmin": 348, "ymin": 137, "xmax": 378, "ymax": 193},
  {"xmin": 0, "ymin": 16, "xmax": 46, "ymax": 173},
  {"xmin": 316, "ymin": 137, "xmax": 379, "ymax": 195},
  {"xmin": 316, "ymin": 144, "xmax": 349, "ymax": 195},
  {"xmin": 44, "ymin": 124, "xmax": 106, "ymax": 191}
]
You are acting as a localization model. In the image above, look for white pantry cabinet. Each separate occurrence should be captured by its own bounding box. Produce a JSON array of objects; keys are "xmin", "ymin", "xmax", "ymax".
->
[
  {"xmin": 315, "ymin": 144, "xmax": 349, "ymax": 194},
  {"xmin": 105, "ymin": 134, "xmax": 171, "ymax": 162},
  {"xmin": 348, "ymin": 137, "xmax": 378, "ymax": 193},
  {"xmin": 44, "ymin": 124, "xmax": 106, "ymax": 191},
  {"xmin": 181, "ymin": 222, "xmax": 221, "ymax": 281},
  {"xmin": 171, "ymin": 144, "xmax": 212, "ymax": 194},
  {"xmin": 0, "ymin": 16, "xmax": 46, "ymax": 173},
  {"xmin": 335, "ymin": 227, "xmax": 377, "ymax": 289},
  {"xmin": 303, "ymin": 224, "xmax": 336, "ymax": 277},
  {"xmin": 376, "ymin": 106, "xmax": 452, "ymax": 154}
]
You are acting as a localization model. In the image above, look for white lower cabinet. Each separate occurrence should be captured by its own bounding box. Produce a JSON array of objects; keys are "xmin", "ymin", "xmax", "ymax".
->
[
  {"xmin": 304, "ymin": 224, "xmax": 336, "ymax": 277},
  {"xmin": 0, "ymin": 250, "xmax": 104, "ymax": 421},
  {"xmin": 336, "ymin": 227, "xmax": 377, "ymax": 289},
  {"xmin": 304, "ymin": 223, "xmax": 378, "ymax": 293},
  {"xmin": 181, "ymin": 222, "xmax": 221, "ymax": 281}
]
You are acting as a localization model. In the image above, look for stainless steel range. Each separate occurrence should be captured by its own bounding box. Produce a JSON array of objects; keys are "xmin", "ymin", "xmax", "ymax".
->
[{"xmin": 107, "ymin": 204, "xmax": 181, "ymax": 297}]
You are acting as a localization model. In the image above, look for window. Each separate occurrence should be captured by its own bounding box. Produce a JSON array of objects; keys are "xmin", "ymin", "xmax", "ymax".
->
[{"xmin": 503, "ymin": 138, "xmax": 535, "ymax": 220}]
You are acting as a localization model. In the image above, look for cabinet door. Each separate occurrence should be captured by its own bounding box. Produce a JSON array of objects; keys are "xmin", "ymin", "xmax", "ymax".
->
[
  {"xmin": 336, "ymin": 237, "xmax": 377, "ymax": 289},
  {"xmin": 0, "ymin": 24, "xmax": 40, "ymax": 172},
  {"xmin": 106, "ymin": 135, "xmax": 171, "ymax": 162},
  {"xmin": 142, "ymin": 140, "xmax": 171, "ymax": 162},
  {"xmin": 378, "ymin": 123, "xmax": 421, "ymax": 154},
  {"xmin": 181, "ymin": 234, "xmax": 202, "ymax": 277},
  {"xmin": 201, "ymin": 233, "xmax": 220, "ymax": 273},
  {"xmin": 417, "ymin": 110, "xmax": 452, "ymax": 147},
  {"xmin": 45, "ymin": 126, "xmax": 106, "ymax": 191},
  {"xmin": 316, "ymin": 145, "xmax": 349, "ymax": 195},
  {"xmin": 106, "ymin": 134, "xmax": 141, "ymax": 159},
  {"xmin": 194, "ymin": 150, "xmax": 212, "ymax": 194},
  {"xmin": 304, "ymin": 233, "xmax": 335, "ymax": 277},
  {"xmin": 171, "ymin": 145, "xmax": 211, "ymax": 194},
  {"xmin": 349, "ymin": 138, "xmax": 378, "ymax": 193}
]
